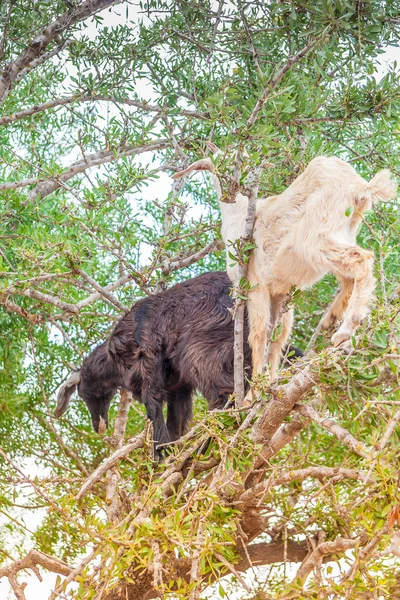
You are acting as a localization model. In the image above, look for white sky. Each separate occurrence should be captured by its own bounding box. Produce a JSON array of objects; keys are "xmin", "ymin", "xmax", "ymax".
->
[{"xmin": 3, "ymin": 4, "xmax": 400, "ymax": 599}]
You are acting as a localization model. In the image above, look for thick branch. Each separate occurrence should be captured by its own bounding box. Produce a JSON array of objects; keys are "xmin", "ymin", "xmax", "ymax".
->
[
  {"xmin": 105, "ymin": 539, "xmax": 311, "ymax": 600},
  {"xmin": 233, "ymin": 302, "xmax": 246, "ymax": 403},
  {"xmin": 294, "ymin": 536, "xmax": 360, "ymax": 582},
  {"xmin": 105, "ymin": 390, "xmax": 132, "ymax": 522},
  {"xmin": 255, "ymin": 419, "xmax": 306, "ymax": 468},
  {"xmin": 232, "ymin": 160, "xmax": 267, "ymax": 405},
  {"xmin": 251, "ymin": 358, "xmax": 316, "ymax": 444},
  {"xmin": 106, "ymin": 532, "xmax": 369, "ymax": 600},
  {"xmin": 0, "ymin": 548, "xmax": 72, "ymax": 599},
  {"xmin": 2, "ymin": 287, "xmax": 78, "ymax": 314},
  {"xmin": 0, "ymin": 549, "xmax": 72, "ymax": 579},
  {"xmin": 274, "ymin": 465, "xmax": 365, "ymax": 485},
  {"xmin": 235, "ymin": 540, "xmax": 309, "ymax": 570}
]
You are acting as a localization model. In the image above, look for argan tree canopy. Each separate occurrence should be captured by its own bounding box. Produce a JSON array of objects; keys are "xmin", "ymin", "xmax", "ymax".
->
[{"xmin": 0, "ymin": 2, "xmax": 399, "ymax": 599}]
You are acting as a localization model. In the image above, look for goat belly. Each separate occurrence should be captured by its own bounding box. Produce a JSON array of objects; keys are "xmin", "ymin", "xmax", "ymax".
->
[{"xmin": 270, "ymin": 243, "xmax": 327, "ymax": 291}]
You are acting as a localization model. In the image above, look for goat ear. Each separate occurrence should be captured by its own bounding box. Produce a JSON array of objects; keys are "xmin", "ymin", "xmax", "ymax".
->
[{"xmin": 54, "ymin": 371, "xmax": 81, "ymax": 418}]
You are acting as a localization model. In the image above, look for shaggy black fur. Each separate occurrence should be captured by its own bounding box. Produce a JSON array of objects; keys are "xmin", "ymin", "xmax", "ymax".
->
[{"xmin": 56, "ymin": 271, "xmax": 303, "ymax": 449}]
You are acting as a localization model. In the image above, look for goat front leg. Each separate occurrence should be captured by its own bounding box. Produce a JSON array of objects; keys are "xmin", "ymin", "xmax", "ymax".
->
[
  {"xmin": 242, "ymin": 286, "xmax": 271, "ymax": 405},
  {"xmin": 134, "ymin": 346, "xmax": 171, "ymax": 457},
  {"xmin": 137, "ymin": 355, "xmax": 170, "ymax": 456},
  {"xmin": 247, "ymin": 285, "xmax": 272, "ymax": 377},
  {"xmin": 327, "ymin": 245, "xmax": 375, "ymax": 346},
  {"xmin": 142, "ymin": 387, "xmax": 170, "ymax": 455},
  {"xmin": 166, "ymin": 385, "xmax": 193, "ymax": 441},
  {"xmin": 268, "ymin": 306, "xmax": 294, "ymax": 380}
]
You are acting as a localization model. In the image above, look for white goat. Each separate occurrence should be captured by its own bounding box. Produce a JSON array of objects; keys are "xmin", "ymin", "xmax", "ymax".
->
[{"xmin": 173, "ymin": 156, "xmax": 397, "ymax": 381}]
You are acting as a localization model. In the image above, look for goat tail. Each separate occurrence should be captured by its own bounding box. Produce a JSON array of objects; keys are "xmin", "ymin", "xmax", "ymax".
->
[
  {"xmin": 352, "ymin": 170, "xmax": 397, "ymax": 208},
  {"xmin": 367, "ymin": 169, "xmax": 397, "ymax": 202}
]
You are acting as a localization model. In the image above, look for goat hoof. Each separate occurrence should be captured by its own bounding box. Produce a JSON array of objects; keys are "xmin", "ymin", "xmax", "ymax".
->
[{"xmin": 331, "ymin": 330, "xmax": 351, "ymax": 347}]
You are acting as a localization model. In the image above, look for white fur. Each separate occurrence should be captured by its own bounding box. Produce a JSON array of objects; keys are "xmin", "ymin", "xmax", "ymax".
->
[{"xmin": 173, "ymin": 156, "xmax": 397, "ymax": 381}]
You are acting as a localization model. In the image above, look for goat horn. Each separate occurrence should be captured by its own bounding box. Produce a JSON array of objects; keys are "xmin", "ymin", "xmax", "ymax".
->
[{"xmin": 171, "ymin": 158, "xmax": 215, "ymax": 180}]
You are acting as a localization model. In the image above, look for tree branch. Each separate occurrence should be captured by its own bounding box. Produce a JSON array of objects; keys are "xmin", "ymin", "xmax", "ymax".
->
[
  {"xmin": 76, "ymin": 431, "xmax": 145, "ymax": 500},
  {"xmin": 294, "ymin": 536, "xmax": 361, "ymax": 583},
  {"xmin": 294, "ymin": 403, "xmax": 374, "ymax": 460},
  {"xmin": 75, "ymin": 268, "xmax": 129, "ymax": 313},
  {"xmin": 251, "ymin": 357, "xmax": 317, "ymax": 444},
  {"xmin": 0, "ymin": 0, "xmax": 123, "ymax": 102},
  {"xmin": 235, "ymin": 540, "xmax": 309, "ymax": 570},
  {"xmin": 254, "ymin": 419, "xmax": 306, "ymax": 468},
  {"xmin": 105, "ymin": 390, "xmax": 132, "ymax": 522},
  {"xmin": 0, "ymin": 550, "xmax": 72, "ymax": 579},
  {"xmin": 3, "ymin": 286, "xmax": 79, "ymax": 314},
  {"xmin": 74, "ymin": 273, "xmax": 139, "ymax": 309},
  {"xmin": 0, "ymin": 549, "xmax": 72, "ymax": 600},
  {"xmin": 247, "ymin": 37, "xmax": 323, "ymax": 127},
  {"xmin": 0, "ymin": 139, "xmax": 172, "ymax": 196},
  {"xmin": 232, "ymin": 164, "xmax": 263, "ymax": 405},
  {"xmin": 162, "ymin": 238, "xmax": 223, "ymax": 274},
  {"xmin": 241, "ymin": 466, "xmax": 366, "ymax": 517},
  {"xmin": 13, "ymin": 39, "xmax": 74, "ymax": 84},
  {"xmin": 0, "ymin": 94, "xmax": 207, "ymax": 128},
  {"xmin": 104, "ymin": 539, "xmax": 312, "ymax": 600},
  {"xmin": 226, "ymin": 36, "xmax": 324, "ymax": 198}
]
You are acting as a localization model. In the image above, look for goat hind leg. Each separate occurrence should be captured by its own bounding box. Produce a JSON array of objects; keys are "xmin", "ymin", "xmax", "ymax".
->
[
  {"xmin": 329, "ymin": 247, "xmax": 375, "ymax": 346},
  {"xmin": 320, "ymin": 277, "xmax": 354, "ymax": 330}
]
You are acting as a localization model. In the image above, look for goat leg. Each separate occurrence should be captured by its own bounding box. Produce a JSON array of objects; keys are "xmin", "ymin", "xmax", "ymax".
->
[
  {"xmin": 320, "ymin": 277, "xmax": 354, "ymax": 331},
  {"xmin": 328, "ymin": 247, "xmax": 375, "ymax": 346},
  {"xmin": 141, "ymin": 388, "xmax": 170, "ymax": 458},
  {"xmin": 166, "ymin": 386, "xmax": 193, "ymax": 441}
]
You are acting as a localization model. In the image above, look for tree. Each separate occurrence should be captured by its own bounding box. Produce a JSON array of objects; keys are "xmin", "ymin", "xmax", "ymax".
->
[{"xmin": 0, "ymin": 1, "xmax": 400, "ymax": 598}]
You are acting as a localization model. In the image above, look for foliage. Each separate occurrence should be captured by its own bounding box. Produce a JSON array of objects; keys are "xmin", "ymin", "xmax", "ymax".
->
[{"xmin": 0, "ymin": 1, "xmax": 399, "ymax": 599}]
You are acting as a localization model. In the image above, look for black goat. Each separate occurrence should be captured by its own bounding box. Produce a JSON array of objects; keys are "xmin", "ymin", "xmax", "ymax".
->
[{"xmin": 55, "ymin": 271, "xmax": 302, "ymax": 447}]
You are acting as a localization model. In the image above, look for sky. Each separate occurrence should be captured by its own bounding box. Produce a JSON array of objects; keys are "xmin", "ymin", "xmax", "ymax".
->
[{"xmin": 3, "ymin": 3, "xmax": 400, "ymax": 599}]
